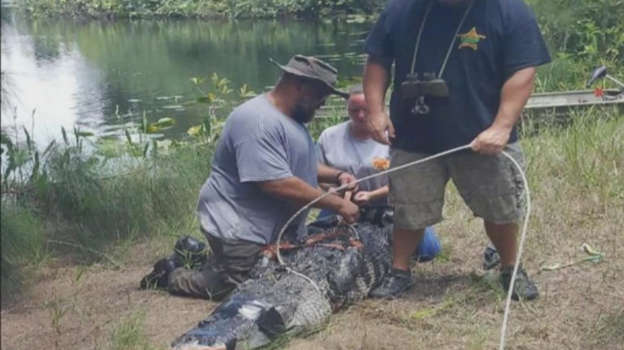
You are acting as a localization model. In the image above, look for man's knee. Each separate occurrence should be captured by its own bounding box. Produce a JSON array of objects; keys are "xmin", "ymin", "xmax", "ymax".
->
[{"xmin": 208, "ymin": 235, "xmax": 263, "ymax": 282}]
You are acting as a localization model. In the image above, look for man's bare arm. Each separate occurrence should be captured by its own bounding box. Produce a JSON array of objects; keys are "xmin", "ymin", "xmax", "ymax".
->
[
  {"xmin": 471, "ymin": 67, "xmax": 536, "ymax": 154},
  {"xmin": 363, "ymin": 55, "xmax": 394, "ymax": 144},
  {"xmin": 318, "ymin": 163, "xmax": 358, "ymax": 191},
  {"xmin": 317, "ymin": 163, "xmax": 343, "ymax": 184},
  {"xmin": 258, "ymin": 177, "xmax": 359, "ymax": 223}
]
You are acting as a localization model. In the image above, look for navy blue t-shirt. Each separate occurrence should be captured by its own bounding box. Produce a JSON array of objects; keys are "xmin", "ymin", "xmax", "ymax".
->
[{"xmin": 365, "ymin": 0, "xmax": 551, "ymax": 153}]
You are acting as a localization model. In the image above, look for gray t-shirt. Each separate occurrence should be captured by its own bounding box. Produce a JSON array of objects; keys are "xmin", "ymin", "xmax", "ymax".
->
[
  {"xmin": 317, "ymin": 121, "xmax": 389, "ymax": 207},
  {"xmin": 197, "ymin": 94, "xmax": 318, "ymax": 245}
]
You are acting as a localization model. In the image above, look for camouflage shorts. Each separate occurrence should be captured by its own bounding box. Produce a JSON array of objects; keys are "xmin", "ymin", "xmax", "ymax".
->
[{"xmin": 389, "ymin": 143, "xmax": 526, "ymax": 230}]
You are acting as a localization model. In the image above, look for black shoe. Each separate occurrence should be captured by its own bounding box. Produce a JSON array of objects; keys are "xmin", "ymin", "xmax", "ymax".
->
[
  {"xmin": 499, "ymin": 264, "xmax": 539, "ymax": 301},
  {"xmin": 369, "ymin": 268, "xmax": 414, "ymax": 299},
  {"xmin": 140, "ymin": 256, "xmax": 182, "ymax": 289},
  {"xmin": 174, "ymin": 236, "xmax": 208, "ymax": 268},
  {"xmin": 483, "ymin": 245, "xmax": 501, "ymax": 270}
]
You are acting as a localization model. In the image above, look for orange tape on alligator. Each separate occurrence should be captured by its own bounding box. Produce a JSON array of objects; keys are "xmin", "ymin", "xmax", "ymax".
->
[{"xmin": 262, "ymin": 226, "xmax": 363, "ymax": 260}]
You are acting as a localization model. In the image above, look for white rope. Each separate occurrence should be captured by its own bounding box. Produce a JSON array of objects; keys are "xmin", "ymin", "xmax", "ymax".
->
[
  {"xmin": 274, "ymin": 144, "xmax": 530, "ymax": 350},
  {"xmin": 498, "ymin": 150, "xmax": 531, "ymax": 350}
]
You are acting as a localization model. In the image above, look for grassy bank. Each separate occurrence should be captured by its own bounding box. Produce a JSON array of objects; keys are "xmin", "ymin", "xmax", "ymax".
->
[
  {"xmin": 2, "ymin": 97, "xmax": 622, "ymax": 301},
  {"xmin": 0, "ymin": 126, "xmax": 216, "ymax": 302}
]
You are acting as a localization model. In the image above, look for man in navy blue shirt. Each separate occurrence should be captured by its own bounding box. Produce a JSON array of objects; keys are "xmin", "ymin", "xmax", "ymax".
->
[{"xmin": 363, "ymin": 0, "xmax": 551, "ymax": 299}]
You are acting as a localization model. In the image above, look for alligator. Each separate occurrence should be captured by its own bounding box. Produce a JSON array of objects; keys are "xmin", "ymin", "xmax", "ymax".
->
[{"xmin": 171, "ymin": 216, "xmax": 393, "ymax": 350}]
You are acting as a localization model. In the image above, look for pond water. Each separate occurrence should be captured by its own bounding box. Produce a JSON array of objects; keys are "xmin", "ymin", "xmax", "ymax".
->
[{"xmin": 1, "ymin": 8, "xmax": 371, "ymax": 145}]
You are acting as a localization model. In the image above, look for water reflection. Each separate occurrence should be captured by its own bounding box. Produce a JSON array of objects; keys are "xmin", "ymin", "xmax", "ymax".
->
[
  {"xmin": 1, "ymin": 16, "xmax": 107, "ymax": 145},
  {"xmin": 1, "ymin": 11, "xmax": 370, "ymax": 145}
]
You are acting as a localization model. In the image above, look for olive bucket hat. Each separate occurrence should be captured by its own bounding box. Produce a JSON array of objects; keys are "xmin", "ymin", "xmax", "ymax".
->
[{"xmin": 270, "ymin": 55, "xmax": 349, "ymax": 99}]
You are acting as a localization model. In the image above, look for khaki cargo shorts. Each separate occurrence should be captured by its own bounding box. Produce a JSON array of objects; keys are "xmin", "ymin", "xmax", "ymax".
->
[{"xmin": 388, "ymin": 143, "xmax": 526, "ymax": 230}]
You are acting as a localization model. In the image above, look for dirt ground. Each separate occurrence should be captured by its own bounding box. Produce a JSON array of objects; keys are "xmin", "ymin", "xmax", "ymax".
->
[
  {"xmin": 1, "ymin": 242, "xmax": 214, "ymax": 350},
  {"xmin": 2, "ymin": 197, "xmax": 623, "ymax": 350}
]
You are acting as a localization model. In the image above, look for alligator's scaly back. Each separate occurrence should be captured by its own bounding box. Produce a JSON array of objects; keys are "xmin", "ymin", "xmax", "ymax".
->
[{"xmin": 172, "ymin": 221, "xmax": 392, "ymax": 350}]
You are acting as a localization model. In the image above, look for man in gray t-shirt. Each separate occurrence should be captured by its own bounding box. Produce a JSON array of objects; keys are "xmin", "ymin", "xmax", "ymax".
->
[
  {"xmin": 197, "ymin": 93, "xmax": 321, "ymax": 245},
  {"xmin": 149, "ymin": 55, "xmax": 360, "ymax": 300}
]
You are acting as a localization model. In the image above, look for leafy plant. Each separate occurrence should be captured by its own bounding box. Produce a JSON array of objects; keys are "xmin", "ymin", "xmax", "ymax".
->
[
  {"xmin": 186, "ymin": 72, "xmax": 254, "ymax": 144},
  {"xmin": 528, "ymin": 0, "xmax": 624, "ymax": 65}
]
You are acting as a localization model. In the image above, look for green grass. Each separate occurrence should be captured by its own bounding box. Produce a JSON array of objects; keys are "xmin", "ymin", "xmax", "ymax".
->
[
  {"xmin": 522, "ymin": 106, "xmax": 623, "ymax": 203},
  {"xmin": 0, "ymin": 201, "xmax": 46, "ymax": 303},
  {"xmin": 110, "ymin": 311, "xmax": 159, "ymax": 350},
  {"xmin": 0, "ymin": 135, "xmax": 215, "ymax": 299},
  {"xmin": 36, "ymin": 145, "xmax": 209, "ymax": 255}
]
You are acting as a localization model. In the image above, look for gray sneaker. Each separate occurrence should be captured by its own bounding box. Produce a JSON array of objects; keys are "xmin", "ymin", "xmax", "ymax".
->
[
  {"xmin": 499, "ymin": 264, "xmax": 539, "ymax": 301},
  {"xmin": 369, "ymin": 268, "xmax": 414, "ymax": 299}
]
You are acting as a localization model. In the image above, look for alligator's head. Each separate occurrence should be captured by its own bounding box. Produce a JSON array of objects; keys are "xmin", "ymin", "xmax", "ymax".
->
[
  {"xmin": 172, "ymin": 270, "xmax": 332, "ymax": 350},
  {"xmin": 172, "ymin": 292, "xmax": 282, "ymax": 350}
]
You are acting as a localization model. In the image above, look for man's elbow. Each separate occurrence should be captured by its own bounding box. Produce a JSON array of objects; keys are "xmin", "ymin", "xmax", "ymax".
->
[
  {"xmin": 366, "ymin": 55, "xmax": 392, "ymax": 72},
  {"xmin": 257, "ymin": 180, "xmax": 280, "ymax": 195},
  {"xmin": 257, "ymin": 178, "xmax": 294, "ymax": 198}
]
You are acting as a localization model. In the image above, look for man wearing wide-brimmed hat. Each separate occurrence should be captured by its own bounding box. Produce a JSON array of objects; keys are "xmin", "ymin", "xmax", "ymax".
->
[{"xmin": 141, "ymin": 55, "xmax": 360, "ymax": 300}]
